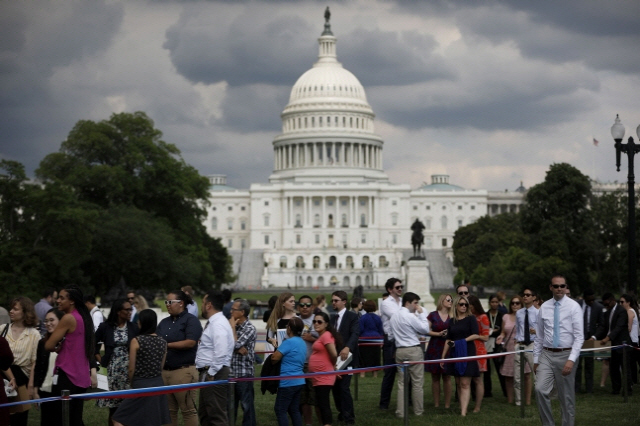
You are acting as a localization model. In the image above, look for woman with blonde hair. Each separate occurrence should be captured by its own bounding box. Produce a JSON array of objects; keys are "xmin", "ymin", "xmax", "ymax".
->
[
  {"xmin": 1, "ymin": 296, "xmax": 40, "ymax": 426},
  {"xmin": 496, "ymin": 295, "xmax": 526, "ymax": 404},
  {"xmin": 441, "ymin": 295, "xmax": 482, "ymax": 416},
  {"xmin": 266, "ymin": 292, "xmax": 296, "ymax": 349},
  {"xmin": 424, "ymin": 293, "xmax": 453, "ymax": 408},
  {"xmin": 131, "ymin": 295, "xmax": 149, "ymax": 323}
]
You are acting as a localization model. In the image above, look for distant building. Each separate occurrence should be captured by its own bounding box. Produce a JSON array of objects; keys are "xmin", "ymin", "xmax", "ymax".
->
[{"xmin": 204, "ymin": 15, "xmax": 525, "ymax": 289}]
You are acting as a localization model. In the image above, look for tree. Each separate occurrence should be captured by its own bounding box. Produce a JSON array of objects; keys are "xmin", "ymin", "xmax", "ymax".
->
[{"xmin": 14, "ymin": 111, "xmax": 233, "ymax": 296}]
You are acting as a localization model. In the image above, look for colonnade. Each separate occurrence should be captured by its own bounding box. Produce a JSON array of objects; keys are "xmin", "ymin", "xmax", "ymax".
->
[
  {"xmin": 283, "ymin": 195, "xmax": 375, "ymax": 228},
  {"xmin": 274, "ymin": 142, "xmax": 382, "ymax": 170}
]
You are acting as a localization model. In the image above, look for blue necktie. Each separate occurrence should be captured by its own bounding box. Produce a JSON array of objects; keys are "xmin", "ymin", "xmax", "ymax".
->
[{"xmin": 553, "ymin": 301, "xmax": 560, "ymax": 348}]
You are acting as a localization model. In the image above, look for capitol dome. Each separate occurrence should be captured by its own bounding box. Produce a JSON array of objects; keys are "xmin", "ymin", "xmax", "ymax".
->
[{"xmin": 270, "ymin": 12, "xmax": 386, "ymax": 183}]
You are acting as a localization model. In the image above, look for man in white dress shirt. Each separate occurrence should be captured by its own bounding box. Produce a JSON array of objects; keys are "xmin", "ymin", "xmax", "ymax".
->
[
  {"xmin": 389, "ymin": 292, "xmax": 430, "ymax": 418},
  {"xmin": 534, "ymin": 274, "xmax": 584, "ymax": 426},
  {"xmin": 514, "ymin": 286, "xmax": 538, "ymax": 406},
  {"xmin": 196, "ymin": 290, "xmax": 234, "ymax": 426},
  {"xmin": 379, "ymin": 277, "xmax": 403, "ymax": 409}
]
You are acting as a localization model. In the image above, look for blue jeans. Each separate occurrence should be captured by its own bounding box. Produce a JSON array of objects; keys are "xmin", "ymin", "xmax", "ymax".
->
[
  {"xmin": 234, "ymin": 379, "xmax": 256, "ymax": 426},
  {"xmin": 274, "ymin": 385, "xmax": 303, "ymax": 426}
]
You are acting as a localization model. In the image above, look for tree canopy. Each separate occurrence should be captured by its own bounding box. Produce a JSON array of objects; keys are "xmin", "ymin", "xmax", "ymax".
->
[
  {"xmin": 453, "ymin": 163, "xmax": 638, "ymax": 297},
  {"xmin": 0, "ymin": 112, "xmax": 233, "ymax": 304}
]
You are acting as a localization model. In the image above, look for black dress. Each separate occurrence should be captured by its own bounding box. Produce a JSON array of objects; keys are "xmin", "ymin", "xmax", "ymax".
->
[{"xmin": 444, "ymin": 316, "xmax": 480, "ymax": 377}]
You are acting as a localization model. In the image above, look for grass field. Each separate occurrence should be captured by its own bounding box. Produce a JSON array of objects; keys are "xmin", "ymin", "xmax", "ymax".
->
[{"xmin": 25, "ymin": 359, "xmax": 640, "ymax": 426}]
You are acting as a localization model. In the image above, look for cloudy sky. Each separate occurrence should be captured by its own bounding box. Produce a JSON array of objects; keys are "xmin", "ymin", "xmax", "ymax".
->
[{"xmin": 2, "ymin": 0, "xmax": 639, "ymax": 191}]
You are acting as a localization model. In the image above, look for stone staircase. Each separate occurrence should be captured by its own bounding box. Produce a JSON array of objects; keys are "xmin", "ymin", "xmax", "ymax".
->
[
  {"xmin": 403, "ymin": 249, "xmax": 456, "ymax": 290},
  {"xmin": 228, "ymin": 249, "xmax": 264, "ymax": 289}
]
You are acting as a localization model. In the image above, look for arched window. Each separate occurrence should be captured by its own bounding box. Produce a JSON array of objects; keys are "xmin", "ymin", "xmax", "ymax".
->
[
  {"xmin": 355, "ymin": 276, "xmax": 362, "ymax": 286},
  {"xmin": 362, "ymin": 256, "xmax": 370, "ymax": 268},
  {"xmin": 346, "ymin": 256, "xmax": 354, "ymax": 269},
  {"xmin": 441, "ymin": 216, "xmax": 448, "ymax": 230},
  {"xmin": 313, "ymin": 256, "xmax": 320, "ymax": 269},
  {"xmin": 306, "ymin": 276, "xmax": 313, "ymax": 287},
  {"xmin": 329, "ymin": 256, "xmax": 337, "ymax": 268},
  {"xmin": 279, "ymin": 256, "xmax": 287, "ymax": 268},
  {"xmin": 379, "ymin": 255, "xmax": 387, "ymax": 268},
  {"xmin": 341, "ymin": 213, "xmax": 348, "ymax": 227},
  {"xmin": 296, "ymin": 256, "xmax": 304, "ymax": 268},
  {"xmin": 328, "ymin": 214, "xmax": 334, "ymax": 227},
  {"xmin": 240, "ymin": 220, "xmax": 246, "ymax": 230},
  {"xmin": 343, "ymin": 276, "xmax": 351, "ymax": 287},
  {"xmin": 365, "ymin": 275, "xmax": 370, "ymax": 286},
  {"xmin": 318, "ymin": 276, "xmax": 325, "ymax": 287},
  {"xmin": 211, "ymin": 217, "xmax": 217, "ymax": 230}
]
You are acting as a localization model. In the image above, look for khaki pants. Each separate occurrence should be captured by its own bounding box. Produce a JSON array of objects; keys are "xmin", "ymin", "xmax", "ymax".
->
[
  {"xmin": 161, "ymin": 366, "xmax": 199, "ymax": 426},
  {"xmin": 395, "ymin": 346, "xmax": 424, "ymax": 417}
]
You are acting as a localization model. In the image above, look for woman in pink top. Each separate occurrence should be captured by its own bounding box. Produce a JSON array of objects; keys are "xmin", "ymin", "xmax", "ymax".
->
[
  {"xmin": 308, "ymin": 312, "xmax": 342, "ymax": 426},
  {"xmin": 45, "ymin": 286, "xmax": 95, "ymax": 426}
]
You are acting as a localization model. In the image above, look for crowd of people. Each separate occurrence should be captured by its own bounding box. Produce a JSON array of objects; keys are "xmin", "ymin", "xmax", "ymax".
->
[{"xmin": 1, "ymin": 277, "xmax": 639, "ymax": 426}]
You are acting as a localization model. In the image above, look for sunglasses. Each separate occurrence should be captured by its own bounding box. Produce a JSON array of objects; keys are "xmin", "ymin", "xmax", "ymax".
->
[
  {"xmin": 121, "ymin": 308, "xmax": 133, "ymax": 312},
  {"xmin": 312, "ymin": 320, "xmax": 325, "ymax": 324},
  {"xmin": 445, "ymin": 299, "xmax": 452, "ymax": 303},
  {"xmin": 458, "ymin": 291, "xmax": 469, "ymax": 296},
  {"xmin": 299, "ymin": 303, "xmax": 312, "ymax": 308},
  {"xmin": 331, "ymin": 299, "xmax": 342, "ymax": 303},
  {"xmin": 164, "ymin": 300, "xmax": 181, "ymax": 306},
  {"xmin": 394, "ymin": 285, "xmax": 404, "ymax": 290},
  {"xmin": 551, "ymin": 284, "xmax": 567, "ymax": 289},
  {"xmin": 523, "ymin": 293, "xmax": 533, "ymax": 297},
  {"xmin": 458, "ymin": 303, "xmax": 469, "ymax": 307}
]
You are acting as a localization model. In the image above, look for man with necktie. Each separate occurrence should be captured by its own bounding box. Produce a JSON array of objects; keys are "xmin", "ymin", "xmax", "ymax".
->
[
  {"xmin": 575, "ymin": 289, "xmax": 605, "ymax": 393},
  {"xmin": 330, "ymin": 291, "xmax": 360, "ymax": 425},
  {"xmin": 514, "ymin": 287, "xmax": 538, "ymax": 406},
  {"xmin": 534, "ymin": 274, "xmax": 584, "ymax": 426}
]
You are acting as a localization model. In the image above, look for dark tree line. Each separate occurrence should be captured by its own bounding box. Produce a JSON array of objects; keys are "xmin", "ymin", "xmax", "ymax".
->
[
  {"xmin": 0, "ymin": 112, "xmax": 234, "ymax": 305},
  {"xmin": 453, "ymin": 163, "xmax": 639, "ymax": 297}
]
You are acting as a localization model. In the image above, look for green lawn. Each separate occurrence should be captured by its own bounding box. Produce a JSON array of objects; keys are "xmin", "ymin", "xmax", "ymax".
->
[{"xmin": 26, "ymin": 360, "xmax": 640, "ymax": 425}]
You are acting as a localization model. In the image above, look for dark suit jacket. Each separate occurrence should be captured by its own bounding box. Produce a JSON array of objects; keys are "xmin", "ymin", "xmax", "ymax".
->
[
  {"xmin": 94, "ymin": 320, "xmax": 139, "ymax": 368},
  {"xmin": 332, "ymin": 310, "xmax": 361, "ymax": 368},
  {"xmin": 605, "ymin": 305, "xmax": 630, "ymax": 345},
  {"xmin": 579, "ymin": 300, "xmax": 606, "ymax": 340}
]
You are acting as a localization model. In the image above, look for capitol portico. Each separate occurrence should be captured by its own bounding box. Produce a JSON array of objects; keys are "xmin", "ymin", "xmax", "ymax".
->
[{"xmin": 204, "ymin": 14, "xmax": 525, "ymax": 290}]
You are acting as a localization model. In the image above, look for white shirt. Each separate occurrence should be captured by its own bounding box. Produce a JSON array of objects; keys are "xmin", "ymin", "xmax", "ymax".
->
[
  {"xmin": 630, "ymin": 309, "xmax": 639, "ymax": 344},
  {"xmin": 90, "ymin": 306, "xmax": 105, "ymax": 332},
  {"xmin": 380, "ymin": 296, "xmax": 402, "ymax": 339},
  {"xmin": 533, "ymin": 296, "xmax": 584, "ymax": 363},
  {"xmin": 335, "ymin": 308, "xmax": 346, "ymax": 330},
  {"xmin": 195, "ymin": 311, "xmax": 234, "ymax": 377},
  {"xmin": 389, "ymin": 307, "xmax": 430, "ymax": 348},
  {"xmin": 515, "ymin": 305, "xmax": 538, "ymax": 343},
  {"xmin": 187, "ymin": 301, "xmax": 199, "ymax": 318}
]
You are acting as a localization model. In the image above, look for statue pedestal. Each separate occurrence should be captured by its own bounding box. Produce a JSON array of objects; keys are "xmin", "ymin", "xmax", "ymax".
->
[{"xmin": 406, "ymin": 259, "xmax": 435, "ymax": 312}]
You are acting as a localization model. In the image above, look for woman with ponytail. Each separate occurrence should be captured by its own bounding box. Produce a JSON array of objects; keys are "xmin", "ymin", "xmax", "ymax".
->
[{"xmin": 45, "ymin": 285, "xmax": 96, "ymax": 426}]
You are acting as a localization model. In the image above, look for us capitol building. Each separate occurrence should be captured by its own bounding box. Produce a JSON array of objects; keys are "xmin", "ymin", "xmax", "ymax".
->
[{"xmin": 204, "ymin": 14, "xmax": 525, "ymax": 290}]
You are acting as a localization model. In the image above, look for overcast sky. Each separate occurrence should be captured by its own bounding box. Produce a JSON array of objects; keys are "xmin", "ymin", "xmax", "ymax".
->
[{"xmin": 2, "ymin": 0, "xmax": 639, "ymax": 191}]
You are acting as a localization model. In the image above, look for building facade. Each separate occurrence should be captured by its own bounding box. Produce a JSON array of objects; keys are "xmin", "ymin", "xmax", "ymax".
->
[{"xmin": 204, "ymin": 18, "xmax": 525, "ymax": 289}]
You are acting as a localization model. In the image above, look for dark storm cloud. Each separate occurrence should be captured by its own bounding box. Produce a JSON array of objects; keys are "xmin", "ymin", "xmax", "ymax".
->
[
  {"xmin": 163, "ymin": 13, "xmax": 316, "ymax": 87},
  {"xmin": 339, "ymin": 28, "xmax": 453, "ymax": 86},
  {"xmin": 0, "ymin": 1, "xmax": 124, "ymax": 171}
]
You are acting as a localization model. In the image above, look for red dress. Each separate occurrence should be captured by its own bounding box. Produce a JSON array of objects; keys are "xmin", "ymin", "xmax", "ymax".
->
[{"xmin": 474, "ymin": 314, "xmax": 490, "ymax": 372}]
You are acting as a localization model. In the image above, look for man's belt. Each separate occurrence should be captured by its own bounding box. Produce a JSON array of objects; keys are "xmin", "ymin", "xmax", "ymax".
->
[
  {"xmin": 542, "ymin": 347, "xmax": 571, "ymax": 352},
  {"xmin": 396, "ymin": 344, "xmax": 420, "ymax": 349}
]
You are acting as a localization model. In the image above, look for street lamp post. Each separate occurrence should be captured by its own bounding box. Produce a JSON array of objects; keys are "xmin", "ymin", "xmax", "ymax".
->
[{"xmin": 611, "ymin": 114, "xmax": 640, "ymax": 295}]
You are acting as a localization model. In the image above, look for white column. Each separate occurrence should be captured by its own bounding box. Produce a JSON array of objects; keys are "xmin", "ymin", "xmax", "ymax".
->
[
  {"xmin": 336, "ymin": 196, "xmax": 340, "ymax": 227},
  {"xmin": 322, "ymin": 196, "xmax": 326, "ymax": 227},
  {"xmin": 368, "ymin": 196, "xmax": 373, "ymax": 225},
  {"xmin": 352, "ymin": 196, "xmax": 356, "ymax": 225},
  {"xmin": 289, "ymin": 197, "xmax": 293, "ymax": 225}
]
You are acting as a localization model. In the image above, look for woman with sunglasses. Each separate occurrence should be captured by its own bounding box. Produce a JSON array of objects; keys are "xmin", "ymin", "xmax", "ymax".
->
[
  {"xmin": 308, "ymin": 312, "xmax": 343, "ymax": 426},
  {"xmin": 441, "ymin": 295, "xmax": 482, "ymax": 416},
  {"xmin": 424, "ymin": 294, "xmax": 453, "ymax": 408},
  {"xmin": 95, "ymin": 298, "xmax": 139, "ymax": 425},
  {"xmin": 496, "ymin": 295, "xmax": 526, "ymax": 404},
  {"xmin": 156, "ymin": 290, "xmax": 203, "ymax": 426}
]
